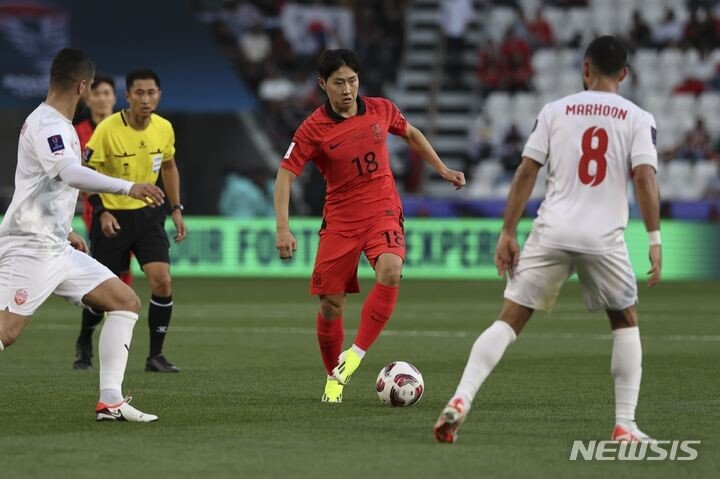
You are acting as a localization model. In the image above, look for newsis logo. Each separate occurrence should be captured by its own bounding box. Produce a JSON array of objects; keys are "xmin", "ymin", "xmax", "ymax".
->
[{"xmin": 569, "ymin": 440, "xmax": 701, "ymax": 461}]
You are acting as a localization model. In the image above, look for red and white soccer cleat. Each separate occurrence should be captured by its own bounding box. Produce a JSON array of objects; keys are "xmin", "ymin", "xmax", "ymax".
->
[
  {"xmin": 96, "ymin": 396, "xmax": 158, "ymax": 422},
  {"xmin": 611, "ymin": 422, "xmax": 655, "ymax": 443},
  {"xmin": 434, "ymin": 396, "xmax": 468, "ymax": 443}
]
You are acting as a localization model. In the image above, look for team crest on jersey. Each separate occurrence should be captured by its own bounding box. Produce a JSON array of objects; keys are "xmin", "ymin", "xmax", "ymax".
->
[
  {"xmin": 47, "ymin": 134, "xmax": 64, "ymax": 153},
  {"xmin": 371, "ymin": 123, "xmax": 382, "ymax": 142},
  {"xmin": 14, "ymin": 289, "xmax": 28, "ymax": 305}
]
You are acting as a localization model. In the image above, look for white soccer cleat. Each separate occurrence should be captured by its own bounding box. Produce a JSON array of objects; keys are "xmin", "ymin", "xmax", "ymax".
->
[
  {"xmin": 96, "ymin": 396, "xmax": 158, "ymax": 422},
  {"xmin": 611, "ymin": 422, "xmax": 656, "ymax": 443},
  {"xmin": 433, "ymin": 397, "xmax": 469, "ymax": 443}
]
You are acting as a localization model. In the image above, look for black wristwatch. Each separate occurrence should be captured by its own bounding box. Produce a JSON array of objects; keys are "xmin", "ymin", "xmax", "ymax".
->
[{"xmin": 171, "ymin": 203, "xmax": 184, "ymax": 212}]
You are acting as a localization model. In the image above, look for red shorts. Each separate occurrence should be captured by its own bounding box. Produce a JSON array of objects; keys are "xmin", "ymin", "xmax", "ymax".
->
[{"xmin": 310, "ymin": 215, "xmax": 405, "ymax": 296}]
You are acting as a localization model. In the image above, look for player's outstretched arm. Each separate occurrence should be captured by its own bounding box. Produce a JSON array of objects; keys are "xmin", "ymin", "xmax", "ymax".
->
[
  {"xmin": 57, "ymin": 163, "xmax": 165, "ymax": 206},
  {"xmin": 401, "ymin": 124, "xmax": 466, "ymax": 189},
  {"xmin": 632, "ymin": 164, "xmax": 662, "ymax": 287},
  {"xmin": 495, "ymin": 157, "xmax": 541, "ymax": 278},
  {"xmin": 274, "ymin": 167, "xmax": 298, "ymax": 260}
]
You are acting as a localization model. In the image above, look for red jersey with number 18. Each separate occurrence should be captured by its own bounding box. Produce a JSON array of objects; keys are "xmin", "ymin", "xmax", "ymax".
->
[
  {"xmin": 280, "ymin": 96, "xmax": 408, "ymax": 232},
  {"xmin": 522, "ymin": 90, "xmax": 658, "ymax": 254}
]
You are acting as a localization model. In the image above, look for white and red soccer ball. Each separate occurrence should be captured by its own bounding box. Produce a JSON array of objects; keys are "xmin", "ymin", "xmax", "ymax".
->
[{"xmin": 376, "ymin": 361, "xmax": 424, "ymax": 407}]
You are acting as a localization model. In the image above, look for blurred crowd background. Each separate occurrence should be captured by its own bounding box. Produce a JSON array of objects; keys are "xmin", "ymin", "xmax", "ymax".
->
[{"xmin": 1, "ymin": 0, "xmax": 719, "ymax": 221}]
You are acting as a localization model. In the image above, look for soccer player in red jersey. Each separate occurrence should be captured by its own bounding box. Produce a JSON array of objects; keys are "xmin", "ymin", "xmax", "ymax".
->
[
  {"xmin": 73, "ymin": 76, "xmax": 133, "ymax": 370},
  {"xmin": 274, "ymin": 49, "xmax": 466, "ymax": 402},
  {"xmin": 76, "ymin": 76, "xmax": 117, "ymax": 238}
]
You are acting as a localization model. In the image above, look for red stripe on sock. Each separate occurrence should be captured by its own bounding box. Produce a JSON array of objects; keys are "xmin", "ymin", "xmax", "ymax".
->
[
  {"xmin": 355, "ymin": 283, "xmax": 398, "ymax": 351},
  {"xmin": 316, "ymin": 313, "xmax": 344, "ymax": 375}
]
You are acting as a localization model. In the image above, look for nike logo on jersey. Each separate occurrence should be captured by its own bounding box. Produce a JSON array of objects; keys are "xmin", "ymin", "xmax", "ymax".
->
[{"xmin": 329, "ymin": 142, "xmax": 343, "ymax": 150}]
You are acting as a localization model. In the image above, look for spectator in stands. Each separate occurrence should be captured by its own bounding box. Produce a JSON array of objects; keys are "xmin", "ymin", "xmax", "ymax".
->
[
  {"xmin": 652, "ymin": 8, "xmax": 684, "ymax": 48},
  {"xmin": 218, "ymin": 166, "xmax": 274, "ymax": 217},
  {"xmin": 258, "ymin": 63, "xmax": 294, "ymax": 103},
  {"xmin": 672, "ymin": 118, "xmax": 714, "ymax": 162},
  {"xmin": 499, "ymin": 27, "xmax": 533, "ymax": 92},
  {"xmin": 239, "ymin": 20, "xmax": 272, "ymax": 89},
  {"xmin": 477, "ymin": 39, "xmax": 503, "ymax": 96},
  {"xmin": 683, "ymin": 8, "xmax": 705, "ymax": 49},
  {"xmin": 221, "ymin": 0, "xmax": 263, "ymax": 39},
  {"xmin": 627, "ymin": 10, "xmax": 653, "ymax": 49},
  {"xmin": 438, "ymin": 0, "xmax": 475, "ymax": 89},
  {"xmin": 697, "ymin": 8, "xmax": 720, "ymax": 52},
  {"xmin": 527, "ymin": 7, "xmax": 555, "ymax": 48}
]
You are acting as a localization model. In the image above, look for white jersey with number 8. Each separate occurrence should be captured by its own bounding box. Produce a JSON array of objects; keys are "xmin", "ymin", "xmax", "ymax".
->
[{"xmin": 522, "ymin": 90, "xmax": 658, "ymax": 254}]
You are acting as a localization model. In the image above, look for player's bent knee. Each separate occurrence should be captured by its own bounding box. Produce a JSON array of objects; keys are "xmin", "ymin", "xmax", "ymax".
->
[
  {"xmin": 149, "ymin": 276, "xmax": 172, "ymax": 296},
  {"xmin": 0, "ymin": 331, "xmax": 17, "ymax": 348},
  {"xmin": 0, "ymin": 314, "xmax": 28, "ymax": 347},
  {"xmin": 319, "ymin": 296, "xmax": 344, "ymax": 319},
  {"xmin": 375, "ymin": 264, "xmax": 402, "ymax": 286},
  {"xmin": 115, "ymin": 287, "xmax": 141, "ymax": 313}
]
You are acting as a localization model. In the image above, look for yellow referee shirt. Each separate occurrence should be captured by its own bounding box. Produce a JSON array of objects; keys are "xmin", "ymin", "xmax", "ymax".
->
[{"xmin": 85, "ymin": 110, "xmax": 175, "ymax": 210}]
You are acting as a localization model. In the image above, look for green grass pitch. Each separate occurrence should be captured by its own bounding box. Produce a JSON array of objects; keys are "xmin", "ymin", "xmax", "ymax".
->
[{"xmin": 1, "ymin": 278, "xmax": 718, "ymax": 479}]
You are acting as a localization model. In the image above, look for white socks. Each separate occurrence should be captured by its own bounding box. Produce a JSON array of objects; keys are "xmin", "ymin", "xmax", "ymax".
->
[
  {"xmin": 611, "ymin": 326, "xmax": 642, "ymax": 425},
  {"xmin": 0, "ymin": 339, "xmax": 4, "ymax": 351},
  {"xmin": 350, "ymin": 344, "xmax": 366, "ymax": 359},
  {"xmin": 454, "ymin": 320, "xmax": 517, "ymax": 405},
  {"xmin": 99, "ymin": 311, "xmax": 138, "ymax": 404}
]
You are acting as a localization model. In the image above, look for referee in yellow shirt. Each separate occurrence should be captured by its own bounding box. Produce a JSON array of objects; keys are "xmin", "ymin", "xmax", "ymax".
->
[{"xmin": 80, "ymin": 69, "xmax": 187, "ymax": 373}]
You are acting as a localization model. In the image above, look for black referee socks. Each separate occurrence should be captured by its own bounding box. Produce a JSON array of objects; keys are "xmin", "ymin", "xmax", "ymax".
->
[{"xmin": 148, "ymin": 294, "xmax": 173, "ymax": 357}]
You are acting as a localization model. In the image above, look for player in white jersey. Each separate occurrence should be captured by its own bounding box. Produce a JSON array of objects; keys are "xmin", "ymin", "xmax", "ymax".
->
[
  {"xmin": 434, "ymin": 36, "xmax": 662, "ymax": 443},
  {"xmin": 0, "ymin": 48, "xmax": 166, "ymax": 422}
]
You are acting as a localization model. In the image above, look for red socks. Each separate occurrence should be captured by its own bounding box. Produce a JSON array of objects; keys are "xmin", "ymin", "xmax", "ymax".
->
[
  {"xmin": 316, "ymin": 313, "xmax": 344, "ymax": 375},
  {"xmin": 355, "ymin": 283, "xmax": 399, "ymax": 351}
]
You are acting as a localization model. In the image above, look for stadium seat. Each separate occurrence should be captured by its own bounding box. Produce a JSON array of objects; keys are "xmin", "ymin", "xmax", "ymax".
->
[
  {"xmin": 531, "ymin": 50, "xmax": 557, "ymax": 74},
  {"xmin": 694, "ymin": 160, "xmax": 720, "ymax": 193}
]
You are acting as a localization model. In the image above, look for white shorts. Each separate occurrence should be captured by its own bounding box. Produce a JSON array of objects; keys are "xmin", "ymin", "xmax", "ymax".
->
[
  {"xmin": 0, "ymin": 245, "xmax": 116, "ymax": 315},
  {"xmin": 504, "ymin": 234, "xmax": 638, "ymax": 312}
]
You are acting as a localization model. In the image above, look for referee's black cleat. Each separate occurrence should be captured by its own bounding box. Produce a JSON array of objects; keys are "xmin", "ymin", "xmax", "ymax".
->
[
  {"xmin": 145, "ymin": 354, "xmax": 180, "ymax": 373},
  {"xmin": 73, "ymin": 341, "xmax": 93, "ymax": 370}
]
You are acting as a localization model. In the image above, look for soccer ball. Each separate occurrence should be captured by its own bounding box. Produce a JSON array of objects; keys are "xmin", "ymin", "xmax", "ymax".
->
[{"xmin": 375, "ymin": 361, "xmax": 424, "ymax": 407}]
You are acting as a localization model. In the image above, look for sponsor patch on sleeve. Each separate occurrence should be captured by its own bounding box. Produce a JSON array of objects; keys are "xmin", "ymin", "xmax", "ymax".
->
[
  {"xmin": 651, "ymin": 126, "xmax": 657, "ymax": 146},
  {"xmin": 83, "ymin": 147, "xmax": 94, "ymax": 162},
  {"xmin": 47, "ymin": 134, "xmax": 65, "ymax": 153}
]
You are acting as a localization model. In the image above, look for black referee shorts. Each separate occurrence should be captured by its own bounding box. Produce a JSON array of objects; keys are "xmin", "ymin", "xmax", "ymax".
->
[{"xmin": 89, "ymin": 207, "xmax": 170, "ymax": 275}]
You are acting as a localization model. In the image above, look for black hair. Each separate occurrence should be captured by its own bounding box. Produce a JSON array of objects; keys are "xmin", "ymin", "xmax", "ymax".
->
[
  {"xmin": 92, "ymin": 75, "xmax": 115, "ymax": 91},
  {"xmin": 49, "ymin": 48, "xmax": 95, "ymax": 89},
  {"xmin": 316, "ymin": 49, "xmax": 360, "ymax": 80},
  {"xmin": 126, "ymin": 68, "xmax": 161, "ymax": 90},
  {"xmin": 584, "ymin": 35, "xmax": 628, "ymax": 76}
]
